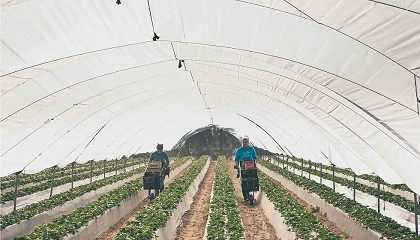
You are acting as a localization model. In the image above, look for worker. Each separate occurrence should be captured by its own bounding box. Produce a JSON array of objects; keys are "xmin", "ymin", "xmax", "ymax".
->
[{"xmin": 234, "ymin": 135, "xmax": 257, "ymax": 201}]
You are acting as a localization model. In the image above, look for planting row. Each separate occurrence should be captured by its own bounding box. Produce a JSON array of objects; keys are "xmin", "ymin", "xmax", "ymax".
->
[
  {"xmin": 13, "ymin": 156, "xmax": 191, "ymax": 239},
  {"xmin": 259, "ymin": 172, "xmax": 341, "ymax": 240},
  {"xmin": 114, "ymin": 156, "xmax": 208, "ymax": 239},
  {"xmin": 1, "ymin": 165, "xmax": 146, "ymax": 230},
  {"xmin": 1, "ymin": 157, "xmax": 187, "ymax": 231},
  {"xmin": 268, "ymin": 156, "xmax": 419, "ymax": 215},
  {"xmin": 207, "ymin": 156, "xmax": 244, "ymax": 239},
  {"xmin": 0, "ymin": 158, "xmax": 138, "ymax": 190},
  {"xmin": 1, "ymin": 158, "xmax": 146, "ymax": 203},
  {"xmin": 273, "ymin": 155, "xmax": 411, "ymax": 192},
  {"xmin": 259, "ymin": 159, "xmax": 419, "ymax": 240}
]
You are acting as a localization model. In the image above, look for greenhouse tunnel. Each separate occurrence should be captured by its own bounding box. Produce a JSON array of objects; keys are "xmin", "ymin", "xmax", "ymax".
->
[{"xmin": 1, "ymin": 0, "xmax": 420, "ymax": 238}]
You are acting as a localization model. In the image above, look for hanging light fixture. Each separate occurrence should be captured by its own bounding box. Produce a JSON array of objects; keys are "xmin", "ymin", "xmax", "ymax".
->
[
  {"xmin": 153, "ymin": 32, "xmax": 160, "ymax": 41},
  {"xmin": 178, "ymin": 60, "xmax": 185, "ymax": 69},
  {"xmin": 116, "ymin": 0, "xmax": 121, "ymax": 5}
]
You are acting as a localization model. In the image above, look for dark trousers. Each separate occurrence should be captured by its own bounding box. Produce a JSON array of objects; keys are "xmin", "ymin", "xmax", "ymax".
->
[{"xmin": 241, "ymin": 180, "xmax": 248, "ymax": 199}]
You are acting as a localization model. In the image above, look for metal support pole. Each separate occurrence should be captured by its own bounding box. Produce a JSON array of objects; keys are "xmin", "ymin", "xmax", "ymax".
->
[
  {"xmin": 414, "ymin": 192, "xmax": 418, "ymax": 235},
  {"xmin": 115, "ymin": 159, "xmax": 118, "ymax": 175},
  {"xmin": 50, "ymin": 165, "xmax": 57, "ymax": 198},
  {"xmin": 124, "ymin": 158, "xmax": 127, "ymax": 173},
  {"xmin": 353, "ymin": 174, "xmax": 356, "ymax": 201},
  {"xmin": 13, "ymin": 171, "xmax": 22, "ymax": 211},
  {"xmin": 90, "ymin": 160, "xmax": 93, "ymax": 183},
  {"xmin": 301, "ymin": 158, "xmax": 304, "ymax": 177},
  {"xmin": 377, "ymin": 176, "xmax": 381, "ymax": 213},
  {"xmin": 103, "ymin": 160, "xmax": 106, "ymax": 178},
  {"xmin": 383, "ymin": 184, "xmax": 386, "ymax": 211},
  {"xmin": 332, "ymin": 164, "xmax": 336, "ymax": 192},
  {"xmin": 320, "ymin": 163, "xmax": 323, "ymax": 184},
  {"xmin": 282, "ymin": 155, "xmax": 285, "ymax": 168},
  {"xmin": 71, "ymin": 162, "xmax": 75, "ymax": 189},
  {"xmin": 293, "ymin": 158, "xmax": 295, "ymax": 174},
  {"xmin": 286, "ymin": 156, "xmax": 289, "ymax": 170},
  {"xmin": 308, "ymin": 160, "xmax": 311, "ymax": 180}
]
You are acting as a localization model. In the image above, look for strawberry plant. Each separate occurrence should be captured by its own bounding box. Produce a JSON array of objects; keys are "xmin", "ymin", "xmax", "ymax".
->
[
  {"xmin": 269, "ymin": 157, "xmax": 419, "ymax": 214},
  {"xmin": 1, "ymin": 158, "xmax": 146, "ymax": 203},
  {"xmin": 115, "ymin": 156, "xmax": 208, "ymax": 240},
  {"xmin": 12, "ymin": 157, "xmax": 190, "ymax": 239},
  {"xmin": 207, "ymin": 156, "xmax": 244, "ymax": 240},
  {"xmin": 259, "ymin": 159, "xmax": 420, "ymax": 240},
  {"xmin": 259, "ymin": 173, "xmax": 340, "ymax": 240},
  {"xmin": 1, "ymin": 157, "xmax": 188, "ymax": 231},
  {"xmin": 1, "ymin": 158, "xmax": 142, "ymax": 190}
]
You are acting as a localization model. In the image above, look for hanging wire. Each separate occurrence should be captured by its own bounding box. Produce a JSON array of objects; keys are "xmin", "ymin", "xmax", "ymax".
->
[
  {"xmin": 74, "ymin": 124, "xmax": 106, "ymax": 162},
  {"xmin": 146, "ymin": 0, "xmax": 159, "ymax": 41},
  {"xmin": 236, "ymin": 113, "xmax": 289, "ymax": 155},
  {"xmin": 414, "ymin": 75, "xmax": 419, "ymax": 115}
]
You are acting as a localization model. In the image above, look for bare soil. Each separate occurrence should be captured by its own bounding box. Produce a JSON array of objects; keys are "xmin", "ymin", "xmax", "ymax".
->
[
  {"xmin": 175, "ymin": 161, "xmax": 216, "ymax": 240},
  {"xmin": 228, "ymin": 161, "xmax": 278, "ymax": 240}
]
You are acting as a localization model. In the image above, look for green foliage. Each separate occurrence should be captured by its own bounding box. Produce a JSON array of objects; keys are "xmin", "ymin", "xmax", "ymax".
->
[
  {"xmin": 287, "ymin": 156, "xmax": 412, "ymax": 192},
  {"xmin": 1, "ymin": 157, "xmax": 188, "ymax": 231},
  {"xmin": 270, "ymin": 157, "xmax": 419, "ymax": 214},
  {"xmin": 260, "ymin": 173, "xmax": 340, "ymax": 240},
  {"xmin": 1, "ymin": 158, "xmax": 145, "ymax": 203},
  {"xmin": 177, "ymin": 126, "xmax": 241, "ymax": 157},
  {"xmin": 1, "ymin": 165, "xmax": 145, "ymax": 230},
  {"xmin": 1, "ymin": 159, "xmax": 120, "ymax": 190},
  {"xmin": 115, "ymin": 156, "xmax": 208, "ymax": 240},
  {"xmin": 13, "ymin": 157, "xmax": 190, "ymax": 239},
  {"xmin": 259, "ymin": 159, "xmax": 420, "ymax": 240},
  {"xmin": 207, "ymin": 156, "xmax": 244, "ymax": 240}
]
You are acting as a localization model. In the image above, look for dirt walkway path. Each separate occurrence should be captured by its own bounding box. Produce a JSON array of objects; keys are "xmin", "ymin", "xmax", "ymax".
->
[
  {"xmin": 229, "ymin": 160, "xmax": 278, "ymax": 240},
  {"xmin": 175, "ymin": 161, "xmax": 216, "ymax": 240}
]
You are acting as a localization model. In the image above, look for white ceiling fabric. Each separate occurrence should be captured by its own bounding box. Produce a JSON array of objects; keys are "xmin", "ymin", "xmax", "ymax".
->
[{"xmin": 1, "ymin": 0, "xmax": 419, "ymax": 193}]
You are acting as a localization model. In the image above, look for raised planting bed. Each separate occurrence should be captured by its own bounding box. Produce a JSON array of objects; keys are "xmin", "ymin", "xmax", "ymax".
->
[
  {"xmin": 8, "ymin": 157, "xmax": 190, "ymax": 240},
  {"xmin": 268, "ymin": 157, "xmax": 419, "ymax": 215},
  {"xmin": 0, "ymin": 158, "xmax": 144, "ymax": 192},
  {"xmin": 1, "ymin": 167, "xmax": 144, "ymax": 232},
  {"xmin": 206, "ymin": 156, "xmax": 244, "ymax": 240},
  {"xmin": 273, "ymin": 155, "xmax": 412, "ymax": 193},
  {"xmin": 1, "ymin": 158, "xmax": 146, "ymax": 203},
  {"xmin": 259, "ymin": 172, "xmax": 341, "ymax": 240},
  {"xmin": 114, "ymin": 156, "xmax": 209, "ymax": 240},
  {"xmin": 259, "ymin": 160, "xmax": 420, "ymax": 240}
]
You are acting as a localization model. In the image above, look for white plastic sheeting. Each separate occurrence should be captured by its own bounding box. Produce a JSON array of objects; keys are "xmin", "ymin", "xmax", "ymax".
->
[{"xmin": 1, "ymin": 0, "xmax": 419, "ymax": 193}]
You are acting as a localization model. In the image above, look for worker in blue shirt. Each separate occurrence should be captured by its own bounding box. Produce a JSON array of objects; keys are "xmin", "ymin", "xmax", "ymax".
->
[
  {"xmin": 150, "ymin": 143, "xmax": 170, "ymax": 166},
  {"xmin": 234, "ymin": 135, "xmax": 257, "ymax": 201},
  {"xmin": 150, "ymin": 143, "xmax": 170, "ymax": 180}
]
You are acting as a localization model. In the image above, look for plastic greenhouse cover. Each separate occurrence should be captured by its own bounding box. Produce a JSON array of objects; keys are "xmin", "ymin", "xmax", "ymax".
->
[{"xmin": 1, "ymin": 0, "xmax": 419, "ymax": 193}]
